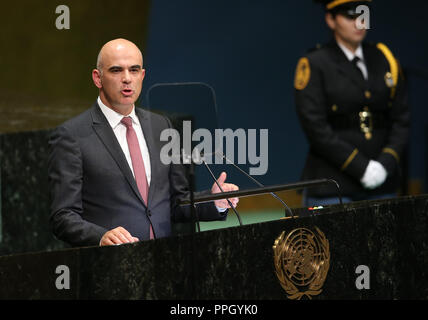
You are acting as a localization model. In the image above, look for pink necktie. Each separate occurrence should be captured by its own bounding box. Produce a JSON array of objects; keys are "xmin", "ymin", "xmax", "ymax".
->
[{"xmin": 121, "ymin": 117, "xmax": 154, "ymax": 239}]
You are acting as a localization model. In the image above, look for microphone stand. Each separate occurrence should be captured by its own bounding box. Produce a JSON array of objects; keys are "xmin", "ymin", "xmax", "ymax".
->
[
  {"xmin": 219, "ymin": 152, "xmax": 295, "ymax": 218},
  {"xmin": 179, "ymin": 179, "xmax": 343, "ymax": 206},
  {"xmin": 201, "ymin": 159, "xmax": 243, "ymax": 226}
]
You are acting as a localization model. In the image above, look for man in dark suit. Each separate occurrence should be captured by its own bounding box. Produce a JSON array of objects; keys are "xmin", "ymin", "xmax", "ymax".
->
[
  {"xmin": 48, "ymin": 38, "xmax": 239, "ymax": 247},
  {"xmin": 294, "ymin": 0, "xmax": 409, "ymax": 205}
]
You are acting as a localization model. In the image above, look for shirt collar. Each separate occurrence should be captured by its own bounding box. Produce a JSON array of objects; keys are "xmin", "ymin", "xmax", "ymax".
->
[
  {"xmin": 97, "ymin": 96, "xmax": 140, "ymax": 129},
  {"xmin": 337, "ymin": 41, "xmax": 364, "ymax": 63}
]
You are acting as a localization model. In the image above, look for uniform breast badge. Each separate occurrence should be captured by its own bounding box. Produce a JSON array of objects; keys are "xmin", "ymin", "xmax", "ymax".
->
[
  {"xmin": 384, "ymin": 72, "xmax": 395, "ymax": 88},
  {"xmin": 273, "ymin": 227, "xmax": 330, "ymax": 300}
]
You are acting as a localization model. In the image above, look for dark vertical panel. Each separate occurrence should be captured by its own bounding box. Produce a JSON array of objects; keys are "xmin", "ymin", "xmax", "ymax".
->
[{"xmin": 0, "ymin": 0, "xmax": 151, "ymax": 133}]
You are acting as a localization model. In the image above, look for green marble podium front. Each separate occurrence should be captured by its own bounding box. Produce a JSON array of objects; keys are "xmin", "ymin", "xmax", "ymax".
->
[{"xmin": 0, "ymin": 195, "xmax": 427, "ymax": 299}]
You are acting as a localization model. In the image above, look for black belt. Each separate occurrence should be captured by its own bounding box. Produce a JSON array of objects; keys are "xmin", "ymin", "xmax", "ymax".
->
[{"xmin": 329, "ymin": 112, "xmax": 390, "ymax": 130}]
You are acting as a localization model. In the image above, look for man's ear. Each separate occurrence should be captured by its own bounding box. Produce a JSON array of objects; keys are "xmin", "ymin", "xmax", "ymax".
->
[
  {"xmin": 92, "ymin": 69, "xmax": 102, "ymax": 89},
  {"xmin": 325, "ymin": 12, "xmax": 336, "ymax": 31}
]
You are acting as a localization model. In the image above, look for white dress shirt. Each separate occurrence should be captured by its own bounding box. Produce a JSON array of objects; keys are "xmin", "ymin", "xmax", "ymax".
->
[
  {"xmin": 337, "ymin": 42, "xmax": 368, "ymax": 80},
  {"xmin": 97, "ymin": 96, "xmax": 151, "ymax": 185}
]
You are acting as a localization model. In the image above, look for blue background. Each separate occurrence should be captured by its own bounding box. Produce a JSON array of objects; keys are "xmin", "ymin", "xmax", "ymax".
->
[{"xmin": 140, "ymin": 0, "xmax": 428, "ymax": 191}]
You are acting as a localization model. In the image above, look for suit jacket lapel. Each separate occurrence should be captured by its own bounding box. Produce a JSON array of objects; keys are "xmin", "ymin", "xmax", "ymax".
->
[
  {"xmin": 90, "ymin": 103, "xmax": 147, "ymax": 207},
  {"xmin": 135, "ymin": 107, "xmax": 158, "ymax": 207}
]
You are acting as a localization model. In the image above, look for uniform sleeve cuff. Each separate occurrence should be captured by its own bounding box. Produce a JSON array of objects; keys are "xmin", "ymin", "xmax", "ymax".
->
[
  {"xmin": 216, "ymin": 206, "xmax": 228, "ymax": 213},
  {"xmin": 377, "ymin": 149, "xmax": 399, "ymax": 175},
  {"xmin": 341, "ymin": 149, "xmax": 370, "ymax": 180}
]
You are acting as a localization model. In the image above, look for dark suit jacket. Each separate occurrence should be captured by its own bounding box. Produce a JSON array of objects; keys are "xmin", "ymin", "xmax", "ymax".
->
[
  {"xmin": 294, "ymin": 41, "xmax": 409, "ymax": 197},
  {"xmin": 48, "ymin": 102, "xmax": 226, "ymax": 247}
]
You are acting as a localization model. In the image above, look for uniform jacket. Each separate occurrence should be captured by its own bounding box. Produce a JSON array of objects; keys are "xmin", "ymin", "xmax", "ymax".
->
[{"xmin": 294, "ymin": 40, "xmax": 409, "ymax": 197}]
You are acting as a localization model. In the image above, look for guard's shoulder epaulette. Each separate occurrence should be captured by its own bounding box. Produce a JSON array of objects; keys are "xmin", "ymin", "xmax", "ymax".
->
[
  {"xmin": 376, "ymin": 42, "xmax": 396, "ymax": 58},
  {"xmin": 376, "ymin": 42, "xmax": 399, "ymax": 98}
]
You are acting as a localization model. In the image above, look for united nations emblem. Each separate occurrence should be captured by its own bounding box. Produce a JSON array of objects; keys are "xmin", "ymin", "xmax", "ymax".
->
[
  {"xmin": 294, "ymin": 57, "xmax": 311, "ymax": 90},
  {"xmin": 273, "ymin": 227, "xmax": 330, "ymax": 300}
]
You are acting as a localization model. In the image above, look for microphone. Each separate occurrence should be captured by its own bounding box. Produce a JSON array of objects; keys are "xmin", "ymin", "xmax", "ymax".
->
[
  {"xmin": 199, "ymin": 157, "xmax": 243, "ymax": 226},
  {"xmin": 216, "ymin": 151, "xmax": 295, "ymax": 218}
]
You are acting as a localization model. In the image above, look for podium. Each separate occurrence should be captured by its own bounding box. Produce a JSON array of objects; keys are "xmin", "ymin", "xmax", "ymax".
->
[{"xmin": 0, "ymin": 194, "xmax": 428, "ymax": 299}]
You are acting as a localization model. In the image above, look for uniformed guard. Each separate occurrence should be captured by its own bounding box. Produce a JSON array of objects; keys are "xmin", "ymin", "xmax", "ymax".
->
[{"xmin": 294, "ymin": 0, "xmax": 409, "ymax": 206}]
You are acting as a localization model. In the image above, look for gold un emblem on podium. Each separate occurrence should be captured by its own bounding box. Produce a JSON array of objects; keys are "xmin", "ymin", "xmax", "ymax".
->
[{"xmin": 273, "ymin": 227, "xmax": 330, "ymax": 300}]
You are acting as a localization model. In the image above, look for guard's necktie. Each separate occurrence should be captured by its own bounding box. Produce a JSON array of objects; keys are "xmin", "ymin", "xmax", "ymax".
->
[
  {"xmin": 121, "ymin": 116, "xmax": 154, "ymax": 239},
  {"xmin": 352, "ymin": 56, "xmax": 366, "ymax": 80}
]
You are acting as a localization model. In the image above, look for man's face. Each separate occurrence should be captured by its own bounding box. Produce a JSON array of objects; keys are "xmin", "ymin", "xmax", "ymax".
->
[
  {"xmin": 326, "ymin": 12, "xmax": 367, "ymax": 47},
  {"xmin": 93, "ymin": 42, "xmax": 145, "ymax": 112}
]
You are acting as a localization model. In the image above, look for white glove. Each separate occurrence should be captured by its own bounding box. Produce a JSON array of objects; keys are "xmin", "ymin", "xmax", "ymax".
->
[{"xmin": 360, "ymin": 160, "xmax": 387, "ymax": 189}]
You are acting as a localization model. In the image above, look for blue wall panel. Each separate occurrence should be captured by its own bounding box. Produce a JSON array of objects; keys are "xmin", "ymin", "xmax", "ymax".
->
[{"xmin": 141, "ymin": 0, "xmax": 428, "ymax": 191}]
